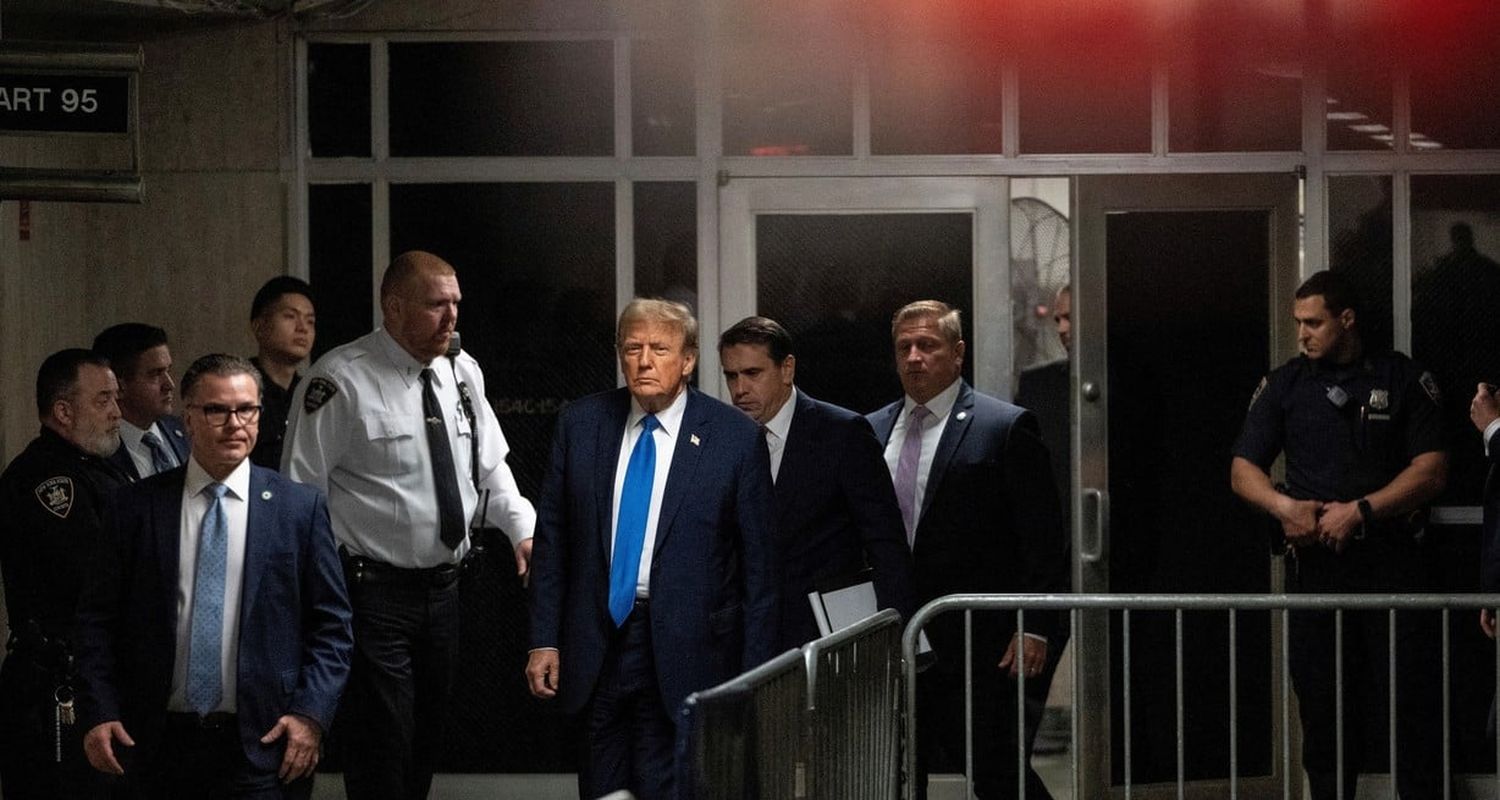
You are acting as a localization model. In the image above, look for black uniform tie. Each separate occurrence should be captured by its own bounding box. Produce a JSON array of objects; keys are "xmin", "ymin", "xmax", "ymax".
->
[{"xmin": 420, "ymin": 368, "xmax": 466, "ymax": 550}]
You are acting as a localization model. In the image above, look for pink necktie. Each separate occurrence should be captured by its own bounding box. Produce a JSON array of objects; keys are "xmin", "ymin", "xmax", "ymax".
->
[{"xmin": 894, "ymin": 405, "xmax": 931, "ymax": 544}]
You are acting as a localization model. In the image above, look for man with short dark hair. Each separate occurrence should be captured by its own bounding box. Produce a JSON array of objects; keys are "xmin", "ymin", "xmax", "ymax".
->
[
  {"xmin": 249, "ymin": 276, "xmax": 316, "ymax": 471},
  {"xmin": 93, "ymin": 323, "xmax": 188, "ymax": 480},
  {"xmin": 718, "ymin": 315, "xmax": 913, "ymax": 651},
  {"xmin": 1232, "ymin": 269, "xmax": 1445, "ymax": 799},
  {"xmin": 868, "ymin": 300, "xmax": 1068, "ymax": 799},
  {"xmin": 0, "ymin": 349, "xmax": 129, "ymax": 799},
  {"xmin": 527, "ymin": 299, "xmax": 778, "ymax": 800},
  {"xmin": 283, "ymin": 251, "xmax": 536, "ymax": 800},
  {"xmin": 74, "ymin": 353, "xmax": 352, "ymax": 800}
]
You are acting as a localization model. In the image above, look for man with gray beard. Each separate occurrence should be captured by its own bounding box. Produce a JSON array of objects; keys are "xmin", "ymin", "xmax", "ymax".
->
[{"xmin": 0, "ymin": 348, "xmax": 131, "ymax": 799}]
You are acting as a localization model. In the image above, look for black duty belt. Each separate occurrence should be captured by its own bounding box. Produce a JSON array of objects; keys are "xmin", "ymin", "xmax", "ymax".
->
[{"xmin": 341, "ymin": 550, "xmax": 460, "ymax": 588}]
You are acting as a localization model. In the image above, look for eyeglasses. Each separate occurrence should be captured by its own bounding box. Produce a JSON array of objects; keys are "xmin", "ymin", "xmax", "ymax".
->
[{"xmin": 189, "ymin": 403, "xmax": 262, "ymax": 427}]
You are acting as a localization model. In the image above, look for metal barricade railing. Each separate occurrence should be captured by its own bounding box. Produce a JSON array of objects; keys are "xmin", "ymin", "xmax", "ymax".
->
[
  {"xmin": 804, "ymin": 609, "xmax": 904, "ymax": 800},
  {"xmin": 901, "ymin": 594, "xmax": 1500, "ymax": 800},
  {"xmin": 680, "ymin": 609, "xmax": 905, "ymax": 800}
]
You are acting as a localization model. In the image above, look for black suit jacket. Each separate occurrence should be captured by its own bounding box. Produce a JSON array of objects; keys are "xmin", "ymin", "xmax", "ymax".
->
[
  {"xmin": 74, "ymin": 465, "xmax": 353, "ymax": 775},
  {"xmin": 868, "ymin": 381, "xmax": 1069, "ymax": 664},
  {"xmin": 1483, "ymin": 440, "xmax": 1500, "ymax": 593},
  {"xmin": 528, "ymin": 387, "xmax": 779, "ymax": 717},
  {"xmin": 107, "ymin": 415, "xmax": 190, "ymax": 481},
  {"xmin": 772, "ymin": 390, "xmax": 915, "ymax": 650}
]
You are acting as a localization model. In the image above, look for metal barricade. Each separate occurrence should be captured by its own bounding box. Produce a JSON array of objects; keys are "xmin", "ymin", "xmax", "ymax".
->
[
  {"xmin": 680, "ymin": 609, "xmax": 906, "ymax": 800},
  {"xmin": 901, "ymin": 594, "xmax": 1500, "ymax": 800}
]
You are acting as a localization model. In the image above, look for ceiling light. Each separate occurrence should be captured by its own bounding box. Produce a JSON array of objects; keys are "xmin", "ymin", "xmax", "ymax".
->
[
  {"xmin": 1350, "ymin": 123, "xmax": 1390, "ymax": 133},
  {"xmin": 1327, "ymin": 111, "xmax": 1369, "ymax": 121}
]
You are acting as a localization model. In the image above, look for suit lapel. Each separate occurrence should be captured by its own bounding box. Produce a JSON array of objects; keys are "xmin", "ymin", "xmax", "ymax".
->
[
  {"xmin": 111, "ymin": 446, "xmax": 142, "ymax": 482},
  {"xmin": 239, "ymin": 468, "xmax": 270, "ymax": 624},
  {"xmin": 652, "ymin": 390, "xmax": 709, "ymax": 555},
  {"xmin": 596, "ymin": 391, "xmax": 630, "ymax": 562},
  {"xmin": 773, "ymin": 394, "xmax": 815, "ymax": 525},
  {"xmin": 921, "ymin": 382, "xmax": 975, "ymax": 523},
  {"xmin": 154, "ymin": 472, "xmax": 186, "ymax": 599},
  {"xmin": 165, "ymin": 418, "xmax": 190, "ymax": 463},
  {"xmin": 869, "ymin": 402, "xmax": 900, "ymax": 445}
]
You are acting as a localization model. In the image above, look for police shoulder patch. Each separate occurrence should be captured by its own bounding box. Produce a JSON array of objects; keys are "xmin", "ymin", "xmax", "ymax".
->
[
  {"xmin": 1419, "ymin": 371, "xmax": 1441, "ymax": 405},
  {"xmin": 35, "ymin": 476, "xmax": 74, "ymax": 519},
  {"xmin": 1248, "ymin": 376, "xmax": 1268, "ymax": 410},
  {"xmin": 304, "ymin": 377, "xmax": 339, "ymax": 414}
]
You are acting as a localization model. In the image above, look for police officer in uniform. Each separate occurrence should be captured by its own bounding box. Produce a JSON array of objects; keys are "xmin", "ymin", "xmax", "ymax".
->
[
  {"xmin": 0, "ymin": 349, "xmax": 129, "ymax": 799},
  {"xmin": 1231, "ymin": 270, "xmax": 1446, "ymax": 800},
  {"xmin": 282, "ymin": 251, "xmax": 536, "ymax": 800}
]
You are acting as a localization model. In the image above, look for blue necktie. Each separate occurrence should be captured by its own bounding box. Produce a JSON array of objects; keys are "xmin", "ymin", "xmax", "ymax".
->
[
  {"xmin": 609, "ymin": 415, "xmax": 659, "ymax": 627},
  {"xmin": 142, "ymin": 430, "xmax": 175, "ymax": 475},
  {"xmin": 186, "ymin": 482, "xmax": 229, "ymax": 714}
]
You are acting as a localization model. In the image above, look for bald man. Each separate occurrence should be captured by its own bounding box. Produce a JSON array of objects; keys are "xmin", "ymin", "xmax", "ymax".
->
[{"xmin": 283, "ymin": 251, "xmax": 537, "ymax": 800}]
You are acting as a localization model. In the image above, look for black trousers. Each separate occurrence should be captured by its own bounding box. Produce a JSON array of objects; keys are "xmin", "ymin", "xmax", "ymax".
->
[
  {"xmin": 578, "ymin": 600, "xmax": 675, "ymax": 800},
  {"xmin": 0, "ymin": 654, "xmax": 110, "ymax": 800},
  {"xmin": 128, "ymin": 713, "xmax": 312, "ymax": 800},
  {"xmin": 914, "ymin": 634, "xmax": 1062, "ymax": 800},
  {"xmin": 339, "ymin": 566, "xmax": 461, "ymax": 800}
]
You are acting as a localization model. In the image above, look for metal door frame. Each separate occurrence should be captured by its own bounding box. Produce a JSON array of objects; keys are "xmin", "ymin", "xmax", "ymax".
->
[
  {"xmin": 1073, "ymin": 173, "xmax": 1303, "ymax": 799},
  {"xmin": 713, "ymin": 176, "xmax": 1010, "ymax": 404}
]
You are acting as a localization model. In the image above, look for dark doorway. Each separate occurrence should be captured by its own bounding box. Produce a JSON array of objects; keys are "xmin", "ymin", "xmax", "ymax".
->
[{"xmin": 1105, "ymin": 210, "xmax": 1274, "ymax": 783}]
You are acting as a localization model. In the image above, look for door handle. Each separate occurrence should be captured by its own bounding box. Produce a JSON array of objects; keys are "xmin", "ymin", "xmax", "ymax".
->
[{"xmin": 1081, "ymin": 488, "xmax": 1107, "ymax": 563}]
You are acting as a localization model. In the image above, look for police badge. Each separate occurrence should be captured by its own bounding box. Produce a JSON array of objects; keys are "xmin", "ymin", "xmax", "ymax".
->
[
  {"xmin": 35, "ymin": 476, "xmax": 74, "ymax": 519},
  {"xmin": 1368, "ymin": 389, "xmax": 1389, "ymax": 411}
]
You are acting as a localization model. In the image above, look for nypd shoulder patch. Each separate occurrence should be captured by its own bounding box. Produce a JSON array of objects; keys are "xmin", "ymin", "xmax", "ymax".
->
[
  {"xmin": 1419, "ymin": 371, "xmax": 1441, "ymax": 405},
  {"xmin": 304, "ymin": 377, "xmax": 338, "ymax": 414},
  {"xmin": 35, "ymin": 476, "xmax": 74, "ymax": 519}
]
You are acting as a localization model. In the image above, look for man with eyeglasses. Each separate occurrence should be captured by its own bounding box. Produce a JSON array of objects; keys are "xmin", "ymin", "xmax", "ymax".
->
[
  {"xmin": 74, "ymin": 353, "xmax": 352, "ymax": 799},
  {"xmin": 283, "ymin": 251, "xmax": 536, "ymax": 800}
]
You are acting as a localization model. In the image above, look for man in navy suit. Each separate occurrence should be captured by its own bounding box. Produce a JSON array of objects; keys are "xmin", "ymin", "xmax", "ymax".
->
[
  {"xmin": 74, "ymin": 354, "xmax": 353, "ymax": 799},
  {"xmin": 868, "ymin": 300, "xmax": 1069, "ymax": 799},
  {"xmin": 718, "ymin": 315, "xmax": 913, "ymax": 651},
  {"xmin": 1472, "ymin": 384, "xmax": 1500, "ymax": 631},
  {"xmin": 527, "ymin": 299, "xmax": 778, "ymax": 800},
  {"xmin": 93, "ymin": 323, "xmax": 190, "ymax": 480}
]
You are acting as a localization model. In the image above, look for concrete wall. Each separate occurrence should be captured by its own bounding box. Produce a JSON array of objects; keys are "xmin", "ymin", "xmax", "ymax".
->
[{"xmin": 0, "ymin": 17, "xmax": 291, "ymax": 461}]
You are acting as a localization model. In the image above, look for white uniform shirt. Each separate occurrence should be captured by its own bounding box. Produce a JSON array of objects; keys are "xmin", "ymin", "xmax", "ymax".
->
[
  {"xmin": 282, "ymin": 328, "xmax": 537, "ymax": 568},
  {"xmin": 168, "ymin": 457, "xmax": 250, "ymax": 713},
  {"xmin": 609, "ymin": 389, "xmax": 688, "ymax": 599},
  {"xmin": 882, "ymin": 377, "xmax": 962, "ymax": 527}
]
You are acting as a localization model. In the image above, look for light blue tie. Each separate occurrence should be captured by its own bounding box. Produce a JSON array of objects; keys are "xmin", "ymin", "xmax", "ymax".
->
[
  {"xmin": 141, "ymin": 430, "xmax": 175, "ymax": 475},
  {"xmin": 609, "ymin": 415, "xmax": 659, "ymax": 627},
  {"xmin": 186, "ymin": 482, "xmax": 229, "ymax": 714}
]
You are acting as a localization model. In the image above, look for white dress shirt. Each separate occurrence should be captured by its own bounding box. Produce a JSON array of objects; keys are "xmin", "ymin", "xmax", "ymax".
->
[
  {"xmin": 282, "ymin": 328, "xmax": 537, "ymax": 568},
  {"xmin": 762, "ymin": 387, "xmax": 798, "ymax": 483},
  {"xmin": 882, "ymin": 378, "xmax": 963, "ymax": 527},
  {"xmin": 609, "ymin": 388, "xmax": 688, "ymax": 599},
  {"xmin": 168, "ymin": 457, "xmax": 251, "ymax": 713},
  {"xmin": 118, "ymin": 418, "xmax": 182, "ymax": 477},
  {"xmin": 1486, "ymin": 418, "xmax": 1500, "ymax": 456}
]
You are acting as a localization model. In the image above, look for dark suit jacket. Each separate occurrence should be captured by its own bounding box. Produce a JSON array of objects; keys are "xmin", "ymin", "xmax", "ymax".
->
[
  {"xmin": 74, "ymin": 464, "xmax": 353, "ymax": 775},
  {"xmin": 868, "ymin": 381, "xmax": 1069, "ymax": 663},
  {"xmin": 529, "ymin": 387, "xmax": 779, "ymax": 717},
  {"xmin": 108, "ymin": 415, "xmax": 190, "ymax": 481},
  {"xmin": 774, "ymin": 390, "xmax": 914, "ymax": 650},
  {"xmin": 1483, "ymin": 440, "xmax": 1500, "ymax": 593}
]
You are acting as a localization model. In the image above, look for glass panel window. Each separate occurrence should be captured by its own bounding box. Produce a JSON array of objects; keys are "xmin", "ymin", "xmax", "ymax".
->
[
  {"xmin": 723, "ymin": 38, "xmax": 853, "ymax": 156},
  {"xmin": 632, "ymin": 40, "xmax": 695, "ymax": 157},
  {"xmin": 389, "ymin": 41, "xmax": 614, "ymax": 157},
  {"xmin": 1411, "ymin": 175, "xmax": 1500, "ymax": 507},
  {"xmin": 1324, "ymin": 12, "xmax": 1395, "ymax": 152},
  {"xmin": 1010, "ymin": 178, "xmax": 1072, "ymax": 377},
  {"xmin": 634, "ymin": 182, "xmax": 697, "ymax": 306},
  {"xmin": 756, "ymin": 213, "xmax": 973, "ymax": 413},
  {"xmin": 307, "ymin": 43, "xmax": 371, "ymax": 158},
  {"xmin": 1018, "ymin": 50, "xmax": 1151, "ymax": 154},
  {"xmin": 1328, "ymin": 175, "xmax": 1393, "ymax": 354},
  {"xmin": 869, "ymin": 33, "xmax": 1004, "ymax": 155},
  {"xmin": 308, "ymin": 183, "xmax": 372, "ymax": 357},
  {"xmin": 1410, "ymin": 16, "xmax": 1500, "ymax": 151},
  {"xmin": 1165, "ymin": 2, "xmax": 1302, "ymax": 153}
]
